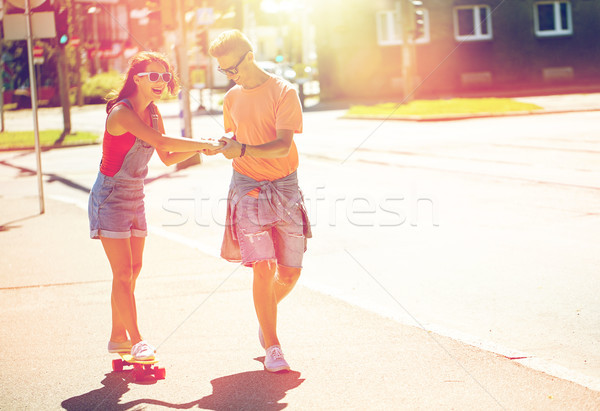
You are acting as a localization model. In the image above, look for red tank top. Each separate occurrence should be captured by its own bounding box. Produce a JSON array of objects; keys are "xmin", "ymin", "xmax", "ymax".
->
[
  {"xmin": 99, "ymin": 131, "xmax": 136, "ymax": 177},
  {"xmin": 99, "ymin": 101, "xmax": 138, "ymax": 177}
]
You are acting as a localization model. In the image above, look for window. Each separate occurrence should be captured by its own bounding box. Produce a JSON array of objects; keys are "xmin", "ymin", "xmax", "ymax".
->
[
  {"xmin": 377, "ymin": 10, "xmax": 402, "ymax": 46},
  {"xmin": 453, "ymin": 5, "xmax": 492, "ymax": 41},
  {"xmin": 376, "ymin": 8, "xmax": 430, "ymax": 46},
  {"xmin": 534, "ymin": 1, "xmax": 572, "ymax": 37}
]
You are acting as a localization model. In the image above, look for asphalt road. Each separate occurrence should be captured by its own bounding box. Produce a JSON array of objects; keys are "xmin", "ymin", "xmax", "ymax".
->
[{"xmin": 1, "ymin": 97, "xmax": 599, "ymax": 406}]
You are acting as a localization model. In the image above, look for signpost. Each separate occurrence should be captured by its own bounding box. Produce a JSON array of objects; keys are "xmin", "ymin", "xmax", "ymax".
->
[
  {"xmin": 4, "ymin": 0, "xmax": 47, "ymax": 214},
  {"xmin": 26, "ymin": 0, "xmax": 45, "ymax": 214}
]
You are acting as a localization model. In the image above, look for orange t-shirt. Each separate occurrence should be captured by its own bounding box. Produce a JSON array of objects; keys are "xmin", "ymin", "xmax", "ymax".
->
[{"xmin": 223, "ymin": 75, "xmax": 303, "ymax": 194}]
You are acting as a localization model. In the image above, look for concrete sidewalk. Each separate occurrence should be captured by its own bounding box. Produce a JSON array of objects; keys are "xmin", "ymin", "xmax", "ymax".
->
[{"xmin": 1, "ymin": 196, "xmax": 599, "ymax": 410}]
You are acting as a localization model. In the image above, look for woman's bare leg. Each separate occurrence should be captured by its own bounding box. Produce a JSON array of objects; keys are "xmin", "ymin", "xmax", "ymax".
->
[{"xmin": 101, "ymin": 237, "xmax": 143, "ymax": 344}]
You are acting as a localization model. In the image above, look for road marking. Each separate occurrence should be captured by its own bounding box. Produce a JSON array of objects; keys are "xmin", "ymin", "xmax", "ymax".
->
[
  {"xmin": 298, "ymin": 277, "xmax": 600, "ymax": 392},
  {"xmin": 50, "ymin": 193, "xmax": 600, "ymax": 392}
]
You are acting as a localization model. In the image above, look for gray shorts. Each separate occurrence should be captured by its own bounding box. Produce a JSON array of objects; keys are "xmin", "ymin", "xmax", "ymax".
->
[
  {"xmin": 235, "ymin": 195, "xmax": 306, "ymax": 268},
  {"xmin": 88, "ymin": 173, "xmax": 147, "ymax": 239}
]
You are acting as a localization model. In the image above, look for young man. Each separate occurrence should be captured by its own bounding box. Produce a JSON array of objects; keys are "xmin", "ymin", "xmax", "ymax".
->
[{"xmin": 209, "ymin": 30, "xmax": 311, "ymax": 372}]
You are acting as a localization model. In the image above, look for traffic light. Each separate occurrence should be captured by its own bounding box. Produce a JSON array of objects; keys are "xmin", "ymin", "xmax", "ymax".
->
[
  {"xmin": 55, "ymin": 8, "xmax": 69, "ymax": 46},
  {"xmin": 411, "ymin": 1, "xmax": 425, "ymax": 40},
  {"xmin": 415, "ymin": 9, "xmax": 425, "ymax": 39},
  {"xmin": 196, "ymin": 29, "xmax": 208, "ymax": 54}
]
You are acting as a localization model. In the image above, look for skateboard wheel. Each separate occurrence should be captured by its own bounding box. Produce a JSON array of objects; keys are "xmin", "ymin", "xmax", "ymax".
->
[
  {"xmin": 112, "ymin": 359, "xmax": 123, "ymax": 372},
  {"xmin": 155, "ymin": 367, "xmax": 166, "ymax": 380}
]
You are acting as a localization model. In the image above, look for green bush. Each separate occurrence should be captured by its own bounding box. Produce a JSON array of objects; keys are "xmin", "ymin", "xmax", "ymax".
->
[{"xmin": 82, "ymin": 71, "xmax": 123, "ymax": 104}]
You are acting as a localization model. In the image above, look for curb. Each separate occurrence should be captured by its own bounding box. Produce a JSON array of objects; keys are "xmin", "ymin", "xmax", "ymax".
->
[{"xmin": 341, "ymin": 107, "xmax": 600, "ymax": 122}]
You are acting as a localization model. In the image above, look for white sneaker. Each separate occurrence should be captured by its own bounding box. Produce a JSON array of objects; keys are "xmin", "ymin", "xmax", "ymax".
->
[
  {"xmin": 131, "ymin": 341, "xmax": 155, "ymax": 361},
  {"xmin": 258, "ymin": 326, "xmax": 265, "ymax": 349},
  {"xmin": 264, "ymin": 345, "xmax": 290, "ymax": 373}
]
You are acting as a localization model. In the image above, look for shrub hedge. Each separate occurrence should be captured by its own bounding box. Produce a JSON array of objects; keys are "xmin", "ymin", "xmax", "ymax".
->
[{"xmin": 82, "ymin": 71, "xmax": 124, "ymax": 104}]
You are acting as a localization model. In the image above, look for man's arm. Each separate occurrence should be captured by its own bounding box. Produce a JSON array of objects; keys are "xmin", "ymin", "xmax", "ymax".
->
[{"xmin": 219, "ymin": 129, "xmax": 294, "ymax": 159}]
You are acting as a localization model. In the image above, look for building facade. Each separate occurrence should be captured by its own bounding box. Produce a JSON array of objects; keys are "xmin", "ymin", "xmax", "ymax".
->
[
  {"xmin": 314, "ymin": 0, "xmax": 600, "ymax": 99},
  {"xmin": 73, "ymin": 0, "xmax": 164, "ymax": 74}
]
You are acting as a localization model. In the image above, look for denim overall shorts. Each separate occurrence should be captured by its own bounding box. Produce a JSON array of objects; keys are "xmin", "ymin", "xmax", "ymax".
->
[{"xmin": 88, "ymin": 99, "xmax": 158, "ymax": 239}]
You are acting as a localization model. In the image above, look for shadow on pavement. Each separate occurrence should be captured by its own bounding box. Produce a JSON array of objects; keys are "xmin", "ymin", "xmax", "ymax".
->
[
  {"xmin": 0, "ymin": 156, "xmax": 189, "ymax": 199},
  {"xmin": 61, "ymin": 373, "xmax": 133, "ymax": 411},
  {"xmin": 61, "ymin": 369, "xmax": 304, "ymax": 410},
  {"xmin": 0, "ymin": 214, "xmax": 41, "ymax": 232},
  {"xmin": 0, "ymin": 159, "xmax": 36, "ymax": 177},
  {"xmin": 189, "ymin": 369, "xmax": 304, "ymax": 410},
  {"xmin": 0, "ymin": 159, "xmax": 90, "ymax": 193}
]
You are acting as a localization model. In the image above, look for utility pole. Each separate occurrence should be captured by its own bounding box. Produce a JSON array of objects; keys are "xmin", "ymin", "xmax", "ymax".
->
[
  {"xmin": 233, "ymin": 0, "xmax": 244, "ymax": 30},
  {"xmin": 1, "ymin": 39, "xmax": 4, "ymax": 133},
  {"xmin": 73, "ymin": 1, "xmax": 84, "ymax": 106},
  {"xmin": 175, "ymin": 0, "xmax": 200, "ymax": 168},
  {"xmin": 53, "ymin": 0, "xmax": 72, "ymax": 143},
  {"xmin": 56, "ymin": 45, "xmax": 71, "ymax": 140},
  {"xmin": 398, "ymin": 0, "xmax": 416, "ymax": 102}
]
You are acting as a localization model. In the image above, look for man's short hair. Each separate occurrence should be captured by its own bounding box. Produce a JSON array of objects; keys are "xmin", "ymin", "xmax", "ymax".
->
[{"xmin": 208, "ymin": 29, "xmax": 253, "ymax": 58}]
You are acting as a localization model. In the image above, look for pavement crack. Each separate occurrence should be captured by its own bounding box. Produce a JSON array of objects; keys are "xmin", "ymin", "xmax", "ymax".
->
[{"xmin": 0, "ymin": 279, "xmax": 110, "ymax": 291}]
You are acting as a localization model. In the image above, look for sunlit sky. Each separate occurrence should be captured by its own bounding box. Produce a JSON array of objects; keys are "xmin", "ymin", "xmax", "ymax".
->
[{"xmin": 260, "ymin": 0, "xmax": 307, "ymax": 13}]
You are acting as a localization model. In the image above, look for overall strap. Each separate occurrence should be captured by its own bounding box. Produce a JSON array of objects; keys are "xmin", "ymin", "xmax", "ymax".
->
[
  {"xmin": 116, "ymin": 99, "xmax": 159, "ymax": 131},
  {"xmin": 119, "ymin": 98, "xmax": 133, "ymax": 110},
  {"xmin": 149, "ymin": 103, "xmax": 159, "ymax": 131}
]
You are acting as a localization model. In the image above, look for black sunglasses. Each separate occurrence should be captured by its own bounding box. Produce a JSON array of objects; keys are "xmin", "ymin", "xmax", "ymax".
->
[
  {"xmin": 217, "ymin": 51, "xmax": 250, "ymax": 76},
  {"xmin": 137, "ymin": 72, "xmax": 173, "ymax": 83}
]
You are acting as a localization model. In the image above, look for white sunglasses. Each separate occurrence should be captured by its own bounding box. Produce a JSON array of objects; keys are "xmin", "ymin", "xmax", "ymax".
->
[{"xmin": 137, "ymin": 72, "xmax": 172, "ymax": 83}]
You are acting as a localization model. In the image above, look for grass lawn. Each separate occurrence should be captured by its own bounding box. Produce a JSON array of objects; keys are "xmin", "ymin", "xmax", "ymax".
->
[
  {"xmin": 0, "ymin": 130, "xmax": 99, "ymax": 150},
  {"xmin": 346, "ymin": 98, "xmax": 544, "ymax": 118}
]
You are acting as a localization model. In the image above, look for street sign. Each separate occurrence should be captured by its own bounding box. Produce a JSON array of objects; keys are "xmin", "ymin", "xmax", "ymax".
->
[
  {"xmin": 6, "ymin": 0, "xmax": 45, "ymax": 8},
  {"xmin": 33, "ymin": 45, "xmax": 44, "ymax": 65},
  {"xmin": 196, "ymin": 8, "xmax": 214, "ymax": 25},
  {"xmin": 3, "ymin": 11, "xmax": 56, "ymax": 40}
]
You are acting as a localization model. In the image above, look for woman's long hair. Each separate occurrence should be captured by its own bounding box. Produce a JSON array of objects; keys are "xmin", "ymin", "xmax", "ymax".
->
[{"xmin": 105, "ymin": 51, "xmax": 179, "ymax": 113}]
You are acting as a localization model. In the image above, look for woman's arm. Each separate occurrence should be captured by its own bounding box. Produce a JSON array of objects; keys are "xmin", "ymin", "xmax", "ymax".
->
[
  {"xmin": 152, "ymin": 109, "xmax": 203, "ymax": 166},
  {"xmin": 157, "ymin": 150, "xmax": 199, "ymax": 166},
  {"xmin": 107, "ymin": 105, "xmax": 221, "ymax": 153}
]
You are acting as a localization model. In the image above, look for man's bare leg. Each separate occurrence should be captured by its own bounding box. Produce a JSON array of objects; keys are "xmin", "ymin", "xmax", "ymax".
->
[
  {"xmin": 274, "ymin": 264, "xmax": 301, "ymax": 303},
  {"xmin": 253, "ymin": 259, "xmax": 279, "ymax": 348}
]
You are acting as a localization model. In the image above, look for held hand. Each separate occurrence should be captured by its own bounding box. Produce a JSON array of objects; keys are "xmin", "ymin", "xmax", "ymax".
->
[
  {"xmin": 197, "ymin": 138, "xmax": 225, "ymax": 156},
  {"xmin": 218, "ymin": 136, "xmax": 243, "ymax": 159},
  {"xmin": 198, "ymin": 148, "xmax": 220, "ymax": 156}
]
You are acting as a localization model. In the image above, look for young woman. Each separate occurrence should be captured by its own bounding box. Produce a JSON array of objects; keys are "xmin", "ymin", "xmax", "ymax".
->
[{"xmin": 88, "ymin": 51, "xmax": 218, "ymax": 360}]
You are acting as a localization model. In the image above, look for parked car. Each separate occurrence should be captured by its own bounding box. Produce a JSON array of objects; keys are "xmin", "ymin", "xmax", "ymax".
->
[{"xmin": 256, "ymin": 61, "xmax": 296, "ymax": 82}]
